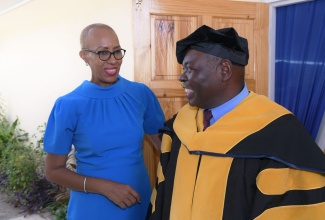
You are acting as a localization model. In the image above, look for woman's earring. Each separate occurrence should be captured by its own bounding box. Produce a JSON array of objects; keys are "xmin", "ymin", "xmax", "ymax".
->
[{"xmin": 85, "ymin": 62, "xmax": 89, "ymax": 66}]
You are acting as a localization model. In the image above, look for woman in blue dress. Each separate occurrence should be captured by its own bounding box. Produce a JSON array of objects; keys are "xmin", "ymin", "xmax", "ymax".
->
[{"xmin": 44, "ymin": 23, "xmax": 165, "ymax": 220}]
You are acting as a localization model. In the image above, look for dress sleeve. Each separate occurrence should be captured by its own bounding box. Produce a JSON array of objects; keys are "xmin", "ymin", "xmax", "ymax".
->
[
  {"xmin": 43, "ymin": 97, "xmax": 76, "ymax": 155},
  {"xmin": 142, "ymin": 85, "xmax": 165, "ymax": 134}
]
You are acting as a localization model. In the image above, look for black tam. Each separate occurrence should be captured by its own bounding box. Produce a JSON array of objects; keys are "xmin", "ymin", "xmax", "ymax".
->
[{"xmin": 176, "ymin": 25, "xmax": 249, "ymax": 66}]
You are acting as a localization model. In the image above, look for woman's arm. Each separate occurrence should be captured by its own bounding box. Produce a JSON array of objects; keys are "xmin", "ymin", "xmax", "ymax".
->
[
  {"xmin": 148, "ymin": 134, "xmax": 162, "ymax": 150},
  {"xmin": 45, "ymin": 153, "xmax": 141, "ymax": 208}
]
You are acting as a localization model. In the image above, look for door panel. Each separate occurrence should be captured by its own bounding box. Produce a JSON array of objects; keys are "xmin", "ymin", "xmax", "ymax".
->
[{"xmin": 133, "ymin": 0, "xmax": 269, "ymax": 187}]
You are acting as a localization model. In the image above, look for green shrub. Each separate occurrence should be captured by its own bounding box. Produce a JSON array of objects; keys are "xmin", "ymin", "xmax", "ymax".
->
[{"xmin": 0, "ymin": 98, "xmax": 68, "ymax": 218}]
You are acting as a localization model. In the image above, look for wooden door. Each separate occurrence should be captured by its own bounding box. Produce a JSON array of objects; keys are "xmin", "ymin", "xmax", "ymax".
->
[{"xmin": 133, "ymin": 0, "xmax": 269, "ymax": 187}]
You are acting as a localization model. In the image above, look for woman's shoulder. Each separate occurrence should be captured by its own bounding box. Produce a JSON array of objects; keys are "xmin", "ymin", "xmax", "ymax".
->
[
  {"xmin": 120, "ymin": 76, "xmax": 153, "ymax": 94},
  {"xmin": 53, "ymin": 82, "xmax": 88, "ymax": 106}
]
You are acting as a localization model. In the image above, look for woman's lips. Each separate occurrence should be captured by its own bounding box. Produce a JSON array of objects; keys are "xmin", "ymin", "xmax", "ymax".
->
[{"xmin": 104, "ymin": 67, "xmax": 117, "ymax": 76}]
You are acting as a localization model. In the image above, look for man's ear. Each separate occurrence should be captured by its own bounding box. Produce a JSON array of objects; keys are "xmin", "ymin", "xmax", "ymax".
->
[{"xmin": 220, "ymin": 59, "xmax": 232, "ymax": 82}]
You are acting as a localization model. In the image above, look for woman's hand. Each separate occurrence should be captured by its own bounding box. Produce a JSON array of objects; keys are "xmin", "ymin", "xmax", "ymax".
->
[
  {"xmin": 102, "ymin": 181, "xmax": 141, "ymax": 209},
  {"xmin": 45, "ymin": 153, "xmax": 141, "ymax": 209}
]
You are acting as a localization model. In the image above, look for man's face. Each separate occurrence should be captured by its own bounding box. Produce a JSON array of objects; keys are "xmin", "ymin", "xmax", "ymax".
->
[
  {"xmin": 179, "ymin": 50, "xmax": 224, "ymax": 109},
  {"xmin": 80, "ymin": 27, "xmax": 123, "ymax": 87}
]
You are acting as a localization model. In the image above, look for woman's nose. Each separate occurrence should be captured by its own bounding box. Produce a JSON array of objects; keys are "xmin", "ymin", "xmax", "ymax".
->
[{"xmin": 106, "ymin": 55, "xmax": 117, "ymax": 64}]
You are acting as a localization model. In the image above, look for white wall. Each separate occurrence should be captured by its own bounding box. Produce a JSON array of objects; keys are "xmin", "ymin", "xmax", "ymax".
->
[
  {"xmin": 1, "ymin": 0, "xmax": 324, "ymax": 148},
  {"xmin": 0, "ymin": 0, "xmax": 134, "ymax": 138}
]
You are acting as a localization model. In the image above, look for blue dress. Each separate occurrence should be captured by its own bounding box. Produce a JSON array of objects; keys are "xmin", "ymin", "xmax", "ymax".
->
[{"xmin": 44, "ymin": 76, "xmax": 165, "ymax": 220}]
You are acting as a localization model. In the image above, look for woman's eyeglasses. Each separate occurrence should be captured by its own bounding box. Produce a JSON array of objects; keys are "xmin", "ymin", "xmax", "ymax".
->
[{"xmin": 82, "ymin": 49, "xmax": 126, "ymax": 61}]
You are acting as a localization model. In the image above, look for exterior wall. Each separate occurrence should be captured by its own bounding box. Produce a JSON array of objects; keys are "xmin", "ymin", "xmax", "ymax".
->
[
  {"xmin": 0, "ymin": 0, "xmax": 133, "ymax": 137},
  {"xmin": 1, "ymin": 0, "xmax": 323, "ymax": 148}
]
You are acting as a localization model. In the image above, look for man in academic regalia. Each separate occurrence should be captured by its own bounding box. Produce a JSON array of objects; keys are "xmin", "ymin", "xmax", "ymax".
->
[{"xmin": 148, "ymin": 25, "xmax": 325, "ymax": 220}]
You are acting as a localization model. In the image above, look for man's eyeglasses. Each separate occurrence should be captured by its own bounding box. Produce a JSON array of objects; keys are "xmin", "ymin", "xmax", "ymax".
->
[{"xmin": 82, "ymin": 49, "xmax": 126, "ymax": 61}]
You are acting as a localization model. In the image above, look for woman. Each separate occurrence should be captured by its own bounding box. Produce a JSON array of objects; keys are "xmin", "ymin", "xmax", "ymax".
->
[{"xmin": 44, "ymin": 23, "xmax": 165, "ymax": 220}]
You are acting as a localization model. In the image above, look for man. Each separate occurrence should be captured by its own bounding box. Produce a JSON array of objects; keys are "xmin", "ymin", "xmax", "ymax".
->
[{"xmin": 148, "ymin": 25, "xmax": 325, "ymax": 219}]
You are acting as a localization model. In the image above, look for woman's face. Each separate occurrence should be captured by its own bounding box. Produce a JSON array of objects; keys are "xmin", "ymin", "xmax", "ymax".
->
[{"xmin": 80, "ymin": 27, "xmax": 123, "ymax": 87}]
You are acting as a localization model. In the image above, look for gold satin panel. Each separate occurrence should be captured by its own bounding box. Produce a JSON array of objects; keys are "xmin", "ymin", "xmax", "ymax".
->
[{"xmin": 257, "ymin": 168, "xmax": 325, "ymax": 195}]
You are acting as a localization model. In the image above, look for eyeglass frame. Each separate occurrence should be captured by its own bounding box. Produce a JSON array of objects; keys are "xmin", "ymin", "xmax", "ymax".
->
[{"xmin": 82, "ymin": 48, "xmax": 126, "ymax": 61}]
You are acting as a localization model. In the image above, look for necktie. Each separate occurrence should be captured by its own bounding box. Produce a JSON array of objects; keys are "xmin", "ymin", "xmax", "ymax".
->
[{"xmin": 203, "ymin": 109, "xmax": 213, "ymax": 131}]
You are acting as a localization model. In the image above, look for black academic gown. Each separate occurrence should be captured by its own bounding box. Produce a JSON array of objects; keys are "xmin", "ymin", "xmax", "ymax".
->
[{"xmin": 149, "ymin": 92, "xmax": 325, "ymax": 220}]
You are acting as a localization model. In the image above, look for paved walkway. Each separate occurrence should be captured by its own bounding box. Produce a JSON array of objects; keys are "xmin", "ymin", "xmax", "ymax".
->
[{"xmin": 0, "ymin": 192, "xmax": 52, "ymax": 220}]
